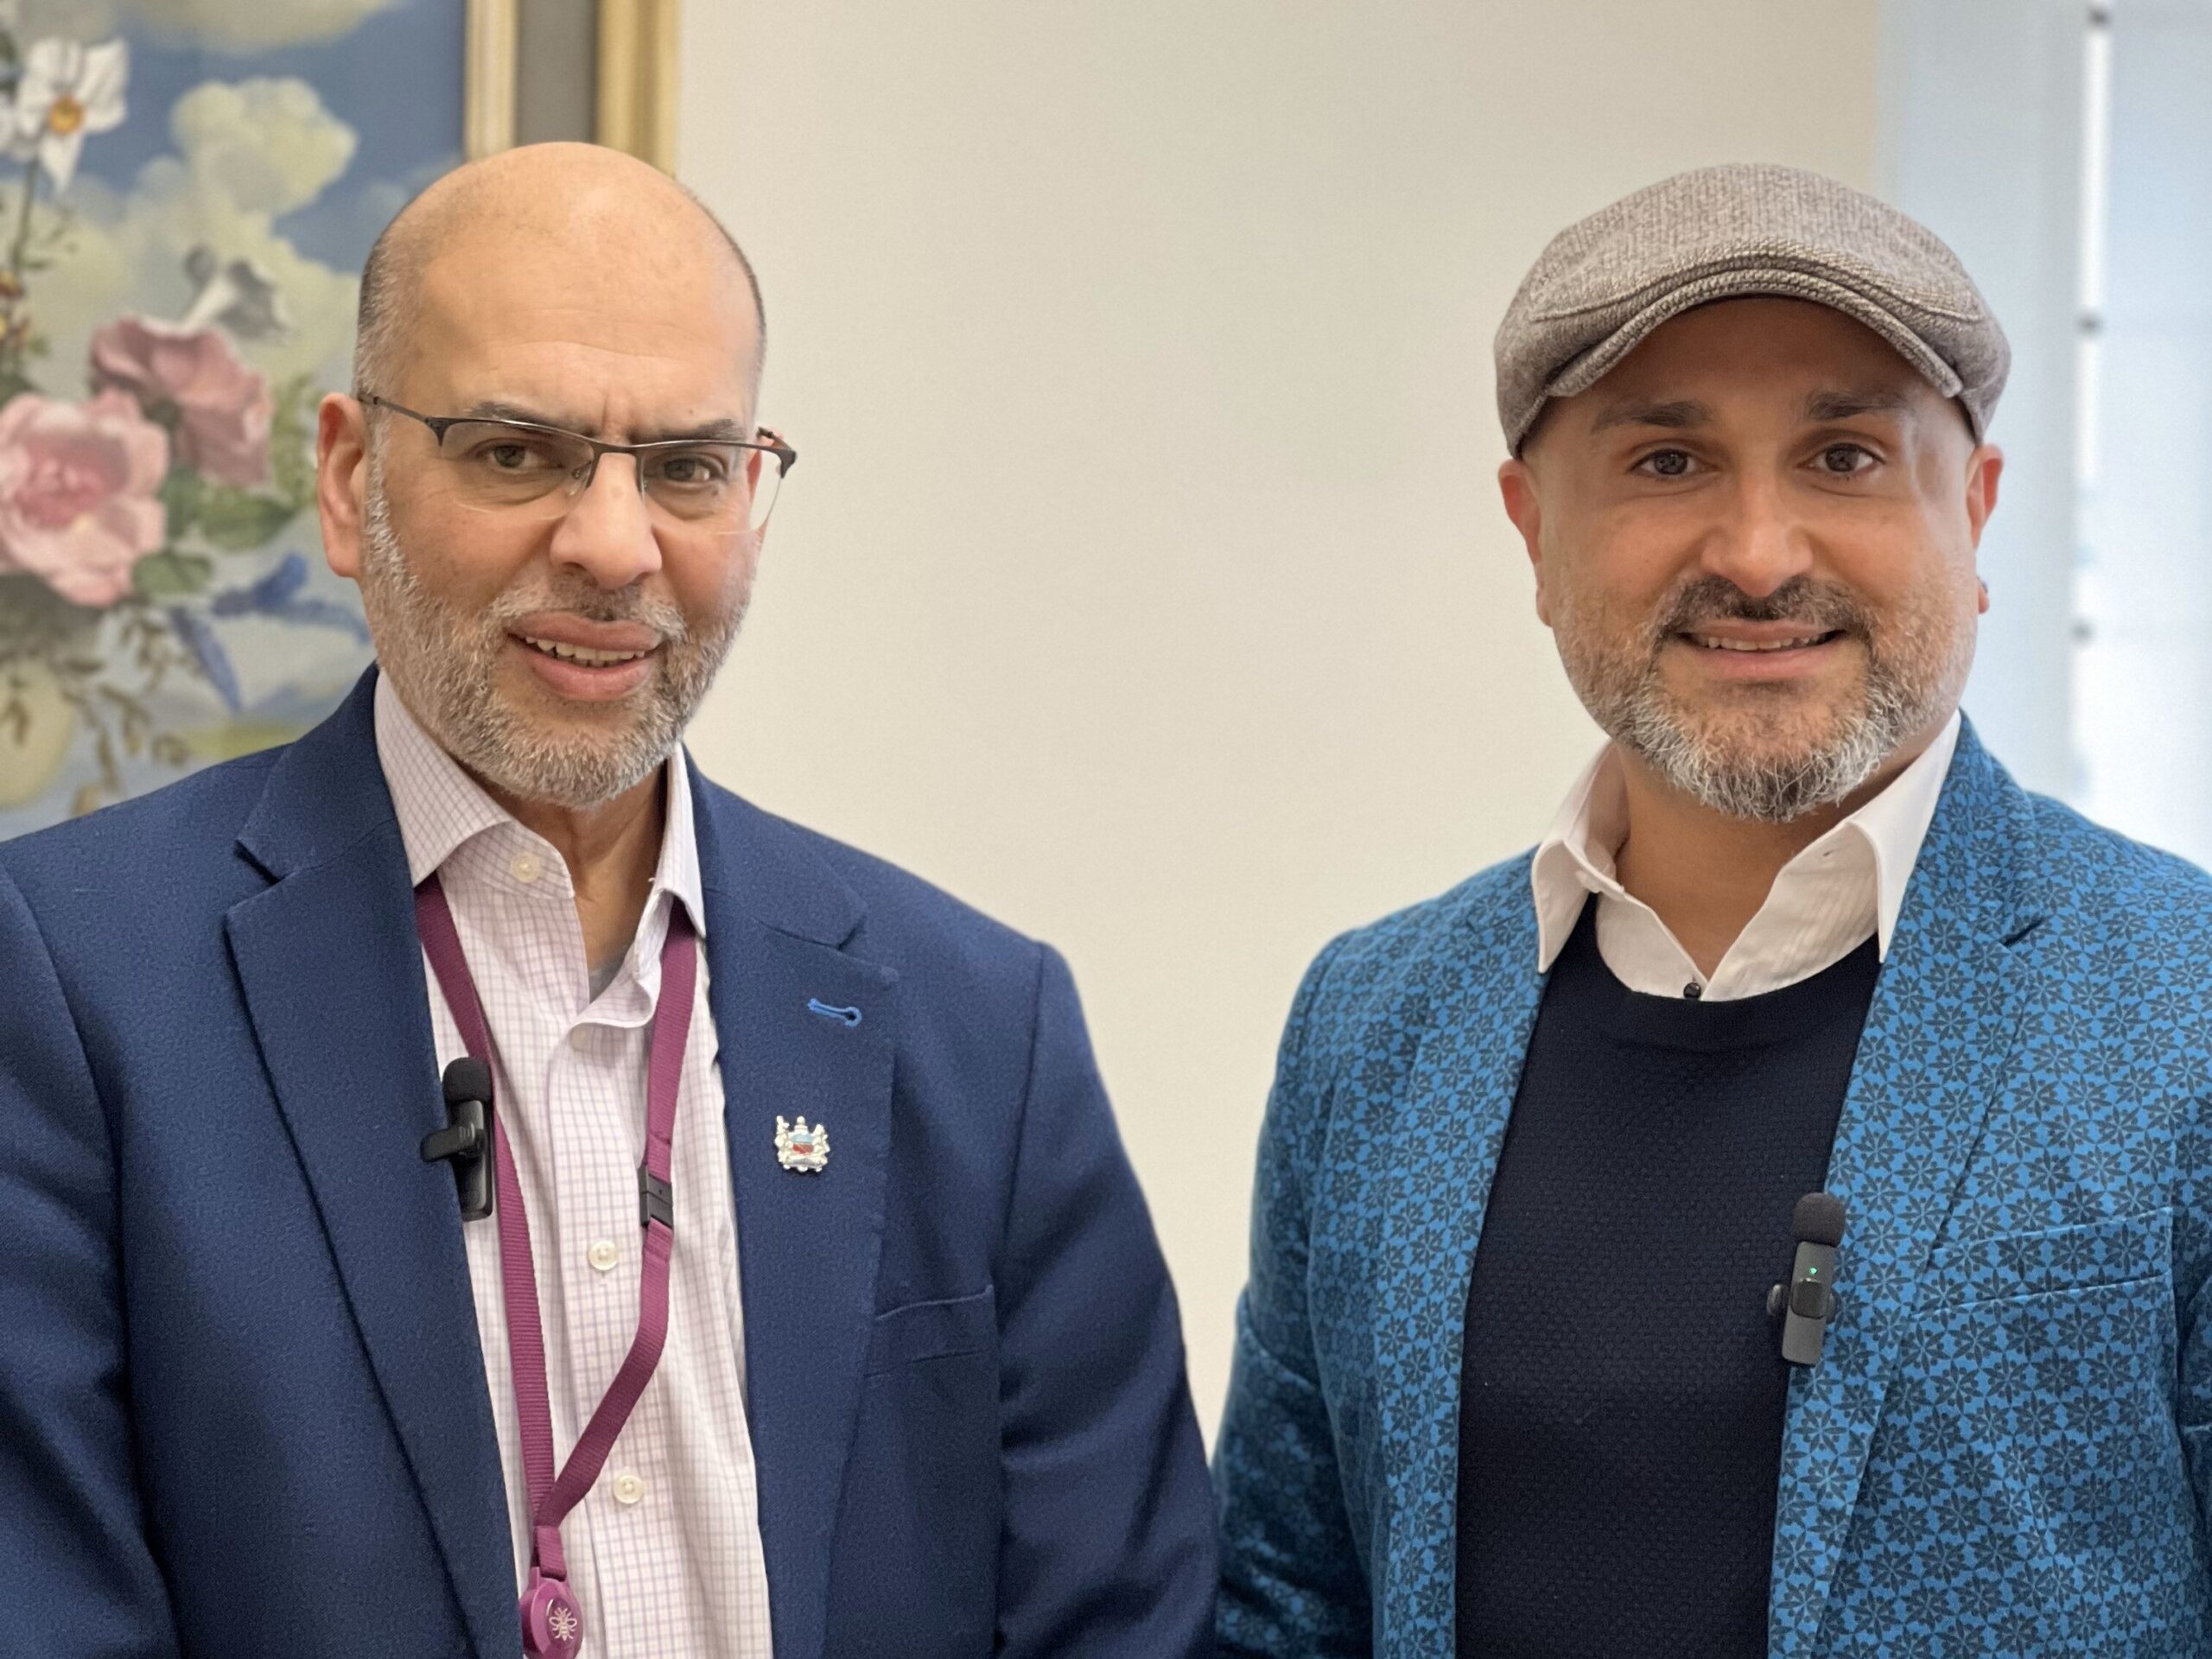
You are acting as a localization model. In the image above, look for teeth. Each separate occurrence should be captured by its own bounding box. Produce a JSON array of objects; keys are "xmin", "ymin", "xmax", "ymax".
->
[
  {"xmin": 521, "ymin": 635, "xmax": 650, "ymax": 666},
  {"xmin": 1689, "ymin": 633, "xmax": 1827, "ymax": 653}
]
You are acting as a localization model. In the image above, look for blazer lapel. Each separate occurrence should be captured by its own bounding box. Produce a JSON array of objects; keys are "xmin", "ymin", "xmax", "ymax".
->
[
  {"xmin": 694, "ymin": 779, "xmax": 896, "ymax": 1659},
  {"xmin": 1766, "ymin": 724, "xmax": 2047, "ymax": 1655},
  {"xmin": 1372, "ymin": 866, "xmax": 1547, "ymax": 1652},
  {"xmin": 226, "ymin": 673, "xmax": 514, "ymax": 1659}
]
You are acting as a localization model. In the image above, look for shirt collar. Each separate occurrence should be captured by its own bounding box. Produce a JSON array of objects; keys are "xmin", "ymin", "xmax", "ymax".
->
[
  {"xmin": 1529, "ymin": 710, "xmax": 1962, "ymax": 974},
  {"xmin": 372, "ymin": 671, "xmax": 708, "ymax": 940}
]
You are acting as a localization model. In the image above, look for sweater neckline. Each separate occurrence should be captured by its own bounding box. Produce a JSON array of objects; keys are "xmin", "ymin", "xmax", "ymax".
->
[{"xmin": 1548, "ymin": 906, "xmax": 1882, "ymax": 1053}]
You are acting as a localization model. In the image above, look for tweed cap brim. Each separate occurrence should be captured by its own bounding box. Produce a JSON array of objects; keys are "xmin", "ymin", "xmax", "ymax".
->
[{"xmin": 1496, "ymin": 164, "xmax": 2010, "ymax": 453}]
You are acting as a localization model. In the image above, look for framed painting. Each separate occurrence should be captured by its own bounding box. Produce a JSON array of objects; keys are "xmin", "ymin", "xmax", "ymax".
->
[{"xmin": 0, "ymin": 0, "xmax": 676, "ymax": 837}]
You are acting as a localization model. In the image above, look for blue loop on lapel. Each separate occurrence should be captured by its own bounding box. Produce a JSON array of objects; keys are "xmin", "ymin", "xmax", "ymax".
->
[{"xmin": 806, "ymin": 997, "xmax": 863, "ymax": 1028}]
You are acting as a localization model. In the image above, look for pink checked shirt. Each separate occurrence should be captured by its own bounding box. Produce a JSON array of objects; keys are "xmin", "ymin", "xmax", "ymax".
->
[{"xmin": 375, "ymin": 674, "xmax": 773, "ymax": 1658}]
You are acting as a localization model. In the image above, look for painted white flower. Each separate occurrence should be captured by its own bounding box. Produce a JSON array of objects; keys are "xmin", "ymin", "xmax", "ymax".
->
[
  {"xmin": 11, "ymin": 38, "xmax": 129, "ymax": 195},
  {"xmin": 179, "ymin": 246, "xmax": 292, "ymax": 341}
]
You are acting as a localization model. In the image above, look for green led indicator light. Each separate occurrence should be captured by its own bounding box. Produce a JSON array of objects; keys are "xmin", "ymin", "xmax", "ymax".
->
[{"xmin": 1807, "ymin": 1266, "xmax": 1819, "ymax": 1275}]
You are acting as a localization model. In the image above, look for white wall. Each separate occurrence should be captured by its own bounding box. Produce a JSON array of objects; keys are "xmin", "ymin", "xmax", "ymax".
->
[
  {"xmin": 1878, "ymin": 0, "xmax": 2087, "ymax": 800},
  {"xmin": 677, "ymin": 1, "xmax": 1880, "ymax": 1436}
]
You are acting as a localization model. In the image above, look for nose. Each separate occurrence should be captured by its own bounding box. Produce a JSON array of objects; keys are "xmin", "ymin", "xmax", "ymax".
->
[
  {"xmin": 546, "ymin": 452, "xmax": 663, "ymax": 589},
  {"xmin": 1698, "ymin": 467, "xmax": 1812, "ymax": 601}
]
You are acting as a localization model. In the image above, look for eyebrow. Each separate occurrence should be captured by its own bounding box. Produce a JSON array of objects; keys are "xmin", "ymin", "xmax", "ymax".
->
[
  {"xmin": 456, "ymin": 400, "xmax": 753, "ymax": 443},
  {"xmin": 1803, "ymin": 387, "xmax": 1912, "ymax": 423},
  {"xmin": 1588, "ymin": 397, "xmax": 1712, "ymax": 435}
]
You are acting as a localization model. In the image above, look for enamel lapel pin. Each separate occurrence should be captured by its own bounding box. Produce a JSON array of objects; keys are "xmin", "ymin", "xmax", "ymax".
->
[{"xmin": 775, "ymin": 1115, "xmax": 830, "ymax": 1173}]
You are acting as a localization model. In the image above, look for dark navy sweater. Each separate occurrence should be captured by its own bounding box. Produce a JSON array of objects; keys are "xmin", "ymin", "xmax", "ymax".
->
[{"xmin": 1454, "ymin": 906, "xmax": 1879, "ymax": 1657}]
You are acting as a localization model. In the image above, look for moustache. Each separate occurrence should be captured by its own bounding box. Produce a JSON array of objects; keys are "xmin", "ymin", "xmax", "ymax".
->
[
  {"xmin": 480, "ymin": 586, "xmax": 690, "ymax": 645},
  {"xmin": 1652, "ymin": 576, "xmax": 1868, "ymax": 640}
]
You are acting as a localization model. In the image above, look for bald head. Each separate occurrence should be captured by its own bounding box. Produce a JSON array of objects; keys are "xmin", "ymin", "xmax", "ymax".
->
[{"xmin": 353, "ymin": 143, "xmax": 766, "ymax": 414}]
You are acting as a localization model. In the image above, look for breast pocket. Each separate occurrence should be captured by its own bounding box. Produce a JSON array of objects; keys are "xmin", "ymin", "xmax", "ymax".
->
[
  {"xmin": 1884, "ymin": 1210, "xmax": 2185, "ymax": 1575},
  {"xmin": 1903, "ymin": 1209, "xmax": 2179, "ymax": 1441},
  {"xmin": 1846, "ymin": 1211, "xmax": 2202, "ymax": 1648},
  {"xmin": 1916, "ymin": 1207, "xmax": 2173, "ymax": 1313},
  {"xmin": 864, "ymin": 1285, "xmax": 997, "ymax": 1375},
  {"xmin": 832, "ymin": 1287, "xmax": 1001, "ymax": 1654}
]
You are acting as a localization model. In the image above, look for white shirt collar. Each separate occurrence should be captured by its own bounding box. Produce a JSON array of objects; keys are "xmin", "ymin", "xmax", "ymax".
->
[
  {"xmin": 1529, "ymin": 712, "xmax": 1961, "ymax": 999},
  {"xmin": 372, "ymin": 671, "xmax": 708, "ymax": 942}
]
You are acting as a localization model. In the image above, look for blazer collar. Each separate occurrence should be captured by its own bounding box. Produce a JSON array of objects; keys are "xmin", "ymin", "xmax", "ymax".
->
[
  {"xmin": 686, "ymin": 753, "xmax": 865, "ymax": 949},
  {"xmin": 235, "ymin": 667, "xmax": 404, "ymax": 884}
]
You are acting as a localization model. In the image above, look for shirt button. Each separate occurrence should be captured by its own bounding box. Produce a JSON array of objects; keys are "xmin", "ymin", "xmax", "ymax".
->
[
  {"xmin": 569, "ymin": 1027, "xmax": 591, "ymax": 1052},
  {"xmin": 613, "ymin": 1471, "xmax": 645, "ymax": 1506},
  {"xmin": 588, "ymin": 1239, "xmax": 620, "ymax": 1273},
  {"xmin": 511, "ymin": 851, "xmax": 543, "ymax": 884}
]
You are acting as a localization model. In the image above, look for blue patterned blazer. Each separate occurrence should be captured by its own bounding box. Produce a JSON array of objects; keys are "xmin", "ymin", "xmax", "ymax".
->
[{"xmin": 1215, "ymin": 721, "xmax": 2212, "ymax": 1657}]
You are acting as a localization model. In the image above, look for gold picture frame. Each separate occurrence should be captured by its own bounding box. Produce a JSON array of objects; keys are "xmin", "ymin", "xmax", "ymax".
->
[{"xmin": 464, "ymin": 0, "xmax": 679, "ymax": 172}]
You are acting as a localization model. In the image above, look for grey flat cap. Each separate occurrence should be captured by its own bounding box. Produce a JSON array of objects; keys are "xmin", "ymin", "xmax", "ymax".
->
[{"xmin": 1494, "ymin": 163, "xmax": 2010, "ymax": 451}]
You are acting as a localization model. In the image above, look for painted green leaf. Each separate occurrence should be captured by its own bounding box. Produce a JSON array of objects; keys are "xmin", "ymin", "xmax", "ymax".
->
[
  {"xmin": 132, "ymin": 550, "xmax": 215, "ymax": 600},
  {"xmin": 196, "ymin": 487, "xmax": 299, "ymax": 550},
  {"xmin": 159, "ymin": 469, "xmax": 205, "ymax": 536}
]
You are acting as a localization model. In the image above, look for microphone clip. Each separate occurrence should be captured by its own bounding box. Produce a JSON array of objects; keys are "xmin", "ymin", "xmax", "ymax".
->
[
  {"xmin": 422, "ymin": 1057, "xmax": 495, "ymax": 1221},
  {"xmin": 1768, "ymin": 1191, "xmax": 1847, "ymax": 1368}
]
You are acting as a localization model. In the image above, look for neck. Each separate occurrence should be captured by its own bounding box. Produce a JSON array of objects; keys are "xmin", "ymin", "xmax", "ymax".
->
[
  {"xmin": 485, "ymin": 766, "xmax": 668, "ymax": 975},
  {"xmin": 1608, "ymin": 717, "xmax": 1947, "ymax": 978}
]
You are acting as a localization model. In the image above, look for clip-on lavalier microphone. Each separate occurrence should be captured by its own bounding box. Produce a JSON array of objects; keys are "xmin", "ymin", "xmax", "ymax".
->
[
  {"xmin": 420, "ymin": 1056, "xmax": 495, "ymax": 1221},
  {"xmin": 1767, "ymin": 1191, "xmax": 1847, "ymax": 1367}
]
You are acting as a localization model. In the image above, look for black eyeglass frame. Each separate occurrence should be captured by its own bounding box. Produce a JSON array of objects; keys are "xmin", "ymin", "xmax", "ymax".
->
[{"xmin": 359, "ymin": 393, "xmax": 798, "ymax": 496}]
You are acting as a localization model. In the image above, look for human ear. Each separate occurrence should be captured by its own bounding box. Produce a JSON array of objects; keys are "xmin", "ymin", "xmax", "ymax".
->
[
  {"xmin": 1962, "ymin": 443, "xmax": 2003, "ymax": 548},
  {"xmin": 315, "ymin": 394, "xmax": 372, "ymax": 581},
  {"xmin": 1498, "ymin": 456, "xmax": 1551, "ymax": 625}
]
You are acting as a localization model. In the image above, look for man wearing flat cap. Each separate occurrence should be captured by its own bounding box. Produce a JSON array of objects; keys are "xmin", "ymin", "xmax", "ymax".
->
[{"xmin": 1215, "ymin": 162, "xmax": 2212, "ymax": 1656}]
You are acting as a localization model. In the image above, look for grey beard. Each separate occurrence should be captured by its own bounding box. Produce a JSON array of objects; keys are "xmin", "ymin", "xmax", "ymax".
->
[
  {"xmin": 357, "ymin": 464, "xmax": 746, "ymax": 810},
  {"xmin": 1607, "ymin": 668, "xmax": 1929, "ymax": 822},
  {"xmin": 1571, "ymin": 576, "xmax": 1967, "ymax": 823}
]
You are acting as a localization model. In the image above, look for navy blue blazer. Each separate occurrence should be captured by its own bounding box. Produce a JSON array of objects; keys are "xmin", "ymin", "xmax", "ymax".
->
[
  {"xmin": 0, "ymin": 671, "xmax": 1215, "ymax": 1659},
  {"xmin": 1217, "ymin": 723, "xmax": 2212, "ymax": 1656}
]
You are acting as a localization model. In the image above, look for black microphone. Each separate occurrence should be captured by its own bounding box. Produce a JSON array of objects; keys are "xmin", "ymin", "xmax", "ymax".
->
[
  {"xmin": 1766, "ymin": 1192, "xmax": 1847, "ymax": 1367},
  {"xmin": 420, "ymin": 1057, "xmax": 494, "ymax": 1221}
]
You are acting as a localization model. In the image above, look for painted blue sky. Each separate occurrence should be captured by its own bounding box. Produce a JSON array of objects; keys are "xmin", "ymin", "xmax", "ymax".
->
[{"xmin": 77, "ymin": 0, "xmax": 465, "ymax": 270}]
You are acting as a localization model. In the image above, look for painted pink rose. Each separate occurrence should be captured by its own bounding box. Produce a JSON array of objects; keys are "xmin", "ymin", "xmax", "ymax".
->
[
  {"xmin": 90, "ymin": 315, "xmax": 273, "ymax": 488},
  {"xmin": 0, "ymin": 391, "xmax": 171, "ymax": 607}
]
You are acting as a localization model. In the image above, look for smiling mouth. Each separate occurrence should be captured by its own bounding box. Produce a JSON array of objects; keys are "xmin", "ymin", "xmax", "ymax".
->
[
  {"xmin": 1679, "ymin": 630, "xmax": 1845, "ymax": 653},
  {"xmin": 517, "ymin": 634, "xmax": 654, "ymax": 666}
]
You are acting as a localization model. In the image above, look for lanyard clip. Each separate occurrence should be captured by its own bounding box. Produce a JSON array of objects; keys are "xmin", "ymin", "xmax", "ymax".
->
[{"xmin": 638, "ymin": 1166, "xmax": 674, "ymax": 1231}]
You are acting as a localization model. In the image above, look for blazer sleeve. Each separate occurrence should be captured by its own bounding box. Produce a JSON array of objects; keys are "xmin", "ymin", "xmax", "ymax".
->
[
  {"xmin": 991, "ymin": 942, "xmax": 1217, "ymax": 1656},
  {"xmin": 0, "ymin": 867, "xmax": 182, "ymax": 1656},
  {"xmin": 1214, "ymin": 935, "xmax": 1372, "ymax": 1657}
]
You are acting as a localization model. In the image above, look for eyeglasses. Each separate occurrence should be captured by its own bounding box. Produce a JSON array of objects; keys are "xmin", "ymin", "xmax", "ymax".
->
[{"xmin": 361, "ymin": 395, "xmax": 798, "ymax": 533}]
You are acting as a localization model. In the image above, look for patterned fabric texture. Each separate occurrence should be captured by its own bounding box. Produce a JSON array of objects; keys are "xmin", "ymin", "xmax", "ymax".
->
[{"xmin": 1214, "ymin": 721, "xmax": 2212, "ymax": 1657}]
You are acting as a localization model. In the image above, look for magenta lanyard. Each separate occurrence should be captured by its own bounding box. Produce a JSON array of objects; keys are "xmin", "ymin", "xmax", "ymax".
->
[{"xmin": 415, "ymin": 875, "xmax": 696, "ymax": 1657}]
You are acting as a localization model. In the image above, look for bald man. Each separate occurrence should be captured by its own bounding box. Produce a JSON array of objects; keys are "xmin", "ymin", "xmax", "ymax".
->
[{"xmin": 0, "ymin": 144, "xmax": 1215, "ymax": 1659}]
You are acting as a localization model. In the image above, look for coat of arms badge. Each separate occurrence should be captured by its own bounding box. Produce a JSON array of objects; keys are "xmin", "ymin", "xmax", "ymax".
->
[{"xmin": 774, "ymin": 1115, "xmax": 830, "ymax": 1173}]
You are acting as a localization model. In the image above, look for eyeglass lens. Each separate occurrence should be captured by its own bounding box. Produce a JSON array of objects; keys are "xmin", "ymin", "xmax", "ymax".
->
[{"xmin": 432, "ymin": 421, "xmax": 785, "ymax": 532}]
